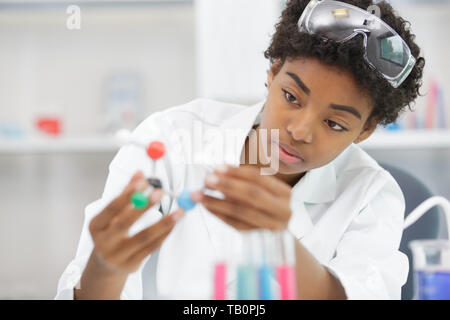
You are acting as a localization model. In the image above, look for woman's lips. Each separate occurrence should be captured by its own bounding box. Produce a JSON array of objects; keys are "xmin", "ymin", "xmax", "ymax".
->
[{"xmin": 276, "ymin": 142, "xmax": 304, "ymax": 164}]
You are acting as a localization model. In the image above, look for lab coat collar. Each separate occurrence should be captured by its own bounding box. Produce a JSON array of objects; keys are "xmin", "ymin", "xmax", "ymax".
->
[
  {"xmin": 291, "ymin": 160, "xmax": 337, "ymax": 204},
  {"xmin": 204, "ymin": 98, "xmax": 337, "ymax": 204}
]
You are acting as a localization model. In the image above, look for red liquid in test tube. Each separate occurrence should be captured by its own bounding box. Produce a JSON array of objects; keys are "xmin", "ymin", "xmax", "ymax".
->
[
  {"xmin": 276, "ymin": 264, "xmax": 297, "ymax": 300},
  {"xmin": 275, "ymin": 231, "xmax": 297, "ymax": 300},
  {"xmin": 214, "ymin": 262, "xmax": 226, "ymax": 300}
]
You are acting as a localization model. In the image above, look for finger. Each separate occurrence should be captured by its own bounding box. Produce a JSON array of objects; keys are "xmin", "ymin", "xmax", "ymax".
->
[
  {"xmin": 125, "ymin": 230, "xmax": 171, "ymax": 269},
  {"xmin": 204, "ymin": 173, "xmax": 287, "ymax": 219},
  {"xmin": 99, "ymin": 208, "xmax": 183, "ymax": 265},
  {"xmin": 121, "ymin": 209, "xmax": 184, "ymax": 258},
  {"xmin": 112, "ymin": 224, "xmax": 173, "ymax": 266},
  {"xmin": 90, "ymin": 171, "xmax": 145, "ymax": 232},
  {"xmin": 214, "ymin": 164, "xmax": 292, "ymax": 197},
  {"xmin": 213, "ymin": 212, "xmax": 254, "ymax": 231},
  {"xmin": 109, "ymin": 189, "xmax": 164, "ymax": 234},
  {"xmin": 100, "ymin": 186, "xmax": 163, "ymax": 249},
  {"xmin": 201, "ymin": 195, "xmax": 284, "ymax": 229}
]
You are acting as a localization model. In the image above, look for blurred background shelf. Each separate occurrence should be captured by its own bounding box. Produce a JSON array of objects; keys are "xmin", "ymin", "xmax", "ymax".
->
[
  {"xmin": 1, "ymin": 130, "xmax": 450, "ymax": 154},
  {"xmin": 0, "ymin": 135, "xmax": 120, "ymax": 153},
  {"xmin": 360, "ymin": 130, "xmax": 450, "ymax": 150}
]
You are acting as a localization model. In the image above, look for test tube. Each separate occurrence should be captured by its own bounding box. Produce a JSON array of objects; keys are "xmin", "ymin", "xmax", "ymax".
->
[
  {"xmin": 258, "ymin": 230, "xmax": 276, "ymax": 300},
  {"xmin": 275, "ymin": 230, "xmax": 297, "ymax": 300},
  {"xmin": 214, "ymin": 262, "xmax": 227, "ymax": 300},
  {"xmin": 237, "ymin": 231, "xmax": 258, "ymax": 300},
  {"xmin": 213, "ymin": 219, "xmax": 232, "ymax": 300}
]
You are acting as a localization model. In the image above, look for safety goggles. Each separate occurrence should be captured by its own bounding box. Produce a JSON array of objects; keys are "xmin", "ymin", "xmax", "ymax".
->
[{"xmin": 298, "ymin": 0, "xmax": 416, "ymax": 88}]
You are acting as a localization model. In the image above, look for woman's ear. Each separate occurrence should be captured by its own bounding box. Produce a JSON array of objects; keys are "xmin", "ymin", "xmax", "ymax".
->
[{"xmin": 354, "ymin": 115, "xmax": 379, "ymax": 144}]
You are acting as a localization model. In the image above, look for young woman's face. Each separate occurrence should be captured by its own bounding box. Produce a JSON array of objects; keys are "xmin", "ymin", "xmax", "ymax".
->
[{"xmin": 259, "ymin": 57, "xmax": 376, "ymax": 176}]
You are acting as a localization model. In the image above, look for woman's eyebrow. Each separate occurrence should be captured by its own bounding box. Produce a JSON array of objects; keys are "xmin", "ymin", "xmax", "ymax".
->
[
  {"xmin": 285, "ymin": 71, "xmax": 362, "ymax": 120},
  {"xmin": 330, "ymin": 104, "xmax": 362, "ymax": 119},
  {"xmin": 286, "ymin": 72, "xmax": 310, "ymax": 95}
]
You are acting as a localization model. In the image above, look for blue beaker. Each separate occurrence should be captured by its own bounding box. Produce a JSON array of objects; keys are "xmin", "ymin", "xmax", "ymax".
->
[{"xmin": 409, "ymin": 239, "xmax": 450, "ymax": 300}]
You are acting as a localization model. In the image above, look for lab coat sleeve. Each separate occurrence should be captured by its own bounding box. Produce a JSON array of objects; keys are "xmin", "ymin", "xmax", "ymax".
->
[
  {"xmin": 55, "ymin": 111, "xmax": 180, "ymax": 300},
  {"xmin": 54, "ymin": 198, "xmax": 104, "ymax": 300},
  {"xmin": 323, "ymin": 171, "xmax": 409, "ymax": 300}
]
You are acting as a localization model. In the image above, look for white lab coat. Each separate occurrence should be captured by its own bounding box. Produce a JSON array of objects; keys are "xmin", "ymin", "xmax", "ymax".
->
[{"xmin": 55, "ymin": 98, "xmax": 408, "ymax": 300}]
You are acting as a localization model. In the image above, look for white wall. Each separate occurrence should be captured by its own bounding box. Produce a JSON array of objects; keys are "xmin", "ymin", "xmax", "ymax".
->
[
  {"xmin": 0, "ymin": 153, "xmax": 113, "ymax": 299},
  {"xmin": 0, "ymin": 3, "xmax": 195, "ymax": 136},
  {"xmin": 195, "ymin": 0, "xmax": 284, "ymax": 104}
]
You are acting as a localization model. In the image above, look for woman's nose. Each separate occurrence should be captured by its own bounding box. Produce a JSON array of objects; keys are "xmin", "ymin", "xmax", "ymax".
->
[{"xmin": 286, "ymin": 111, "xmax": 314, "ymax": 144}]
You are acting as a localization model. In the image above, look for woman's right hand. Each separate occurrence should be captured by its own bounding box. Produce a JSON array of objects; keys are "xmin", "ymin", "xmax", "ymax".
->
[{"xmin": 75, "ymin": 170, "xmax": 184, "ymax": 299}]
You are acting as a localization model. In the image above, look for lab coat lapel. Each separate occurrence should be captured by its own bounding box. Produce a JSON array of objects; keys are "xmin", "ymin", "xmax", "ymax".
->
[
  {"xmin": 305, "ymin": 168, "xmax": 382, "ymax": 264},
  {"xmin": 156, "ymin": 206, "xmax": 216, "ymax": 299},
  {"xmin": 291, "ymin": 161, "xmax": 339, "ymax": 264},
  {"xmin": 120, "ymin": 208, "xmax": 166, "ymax": 300}
]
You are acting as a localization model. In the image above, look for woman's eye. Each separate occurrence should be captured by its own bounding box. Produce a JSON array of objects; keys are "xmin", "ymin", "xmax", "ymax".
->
[
  {"xmin": 282, "ymin": 89, "xmax": 299, "ymax": 104},
  {"xmin": 326, "ymin": 120, "xmax": 347, "ymax": 132}
]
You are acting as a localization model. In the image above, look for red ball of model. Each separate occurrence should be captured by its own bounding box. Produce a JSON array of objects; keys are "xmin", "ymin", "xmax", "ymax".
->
[{"xmin": 147, "ymin": 141, "xmax": 165, "ymax": 160}]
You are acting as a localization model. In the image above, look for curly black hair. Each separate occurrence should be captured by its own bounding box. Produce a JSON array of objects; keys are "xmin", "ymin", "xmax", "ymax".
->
[{"xmin": 264, "ymin": 0, "xmax": 425, "ymax": 126}]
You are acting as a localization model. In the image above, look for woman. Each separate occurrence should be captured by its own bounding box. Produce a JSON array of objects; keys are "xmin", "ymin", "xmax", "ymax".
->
[{"xmin": 56, "ymin": 0, "xmax": 424, "ymax": 300}]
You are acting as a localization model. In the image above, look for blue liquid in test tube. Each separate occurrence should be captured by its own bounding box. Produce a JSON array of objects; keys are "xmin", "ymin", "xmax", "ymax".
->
[
  {"xmin": 258, "ymin": 263, "xmax": 275, "ymax": 300},
  {"xmin": 237, "ymin": 264, "xmax": 257, "ymax": 300}
]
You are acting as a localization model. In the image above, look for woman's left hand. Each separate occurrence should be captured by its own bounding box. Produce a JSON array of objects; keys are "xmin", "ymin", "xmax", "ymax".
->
[{"xmin": 191, "ymin": 165, "xmax": 292, "ymax": 230}]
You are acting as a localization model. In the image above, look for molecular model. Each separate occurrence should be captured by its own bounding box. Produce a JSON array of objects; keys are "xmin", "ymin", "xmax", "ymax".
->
[
  {"xmin": 114, "ymin": 129, "xmax": 196, "ymax": 212},
  {"xmin": 115, "ymin": 130, "xmax": 297, "ymax": 301}
]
